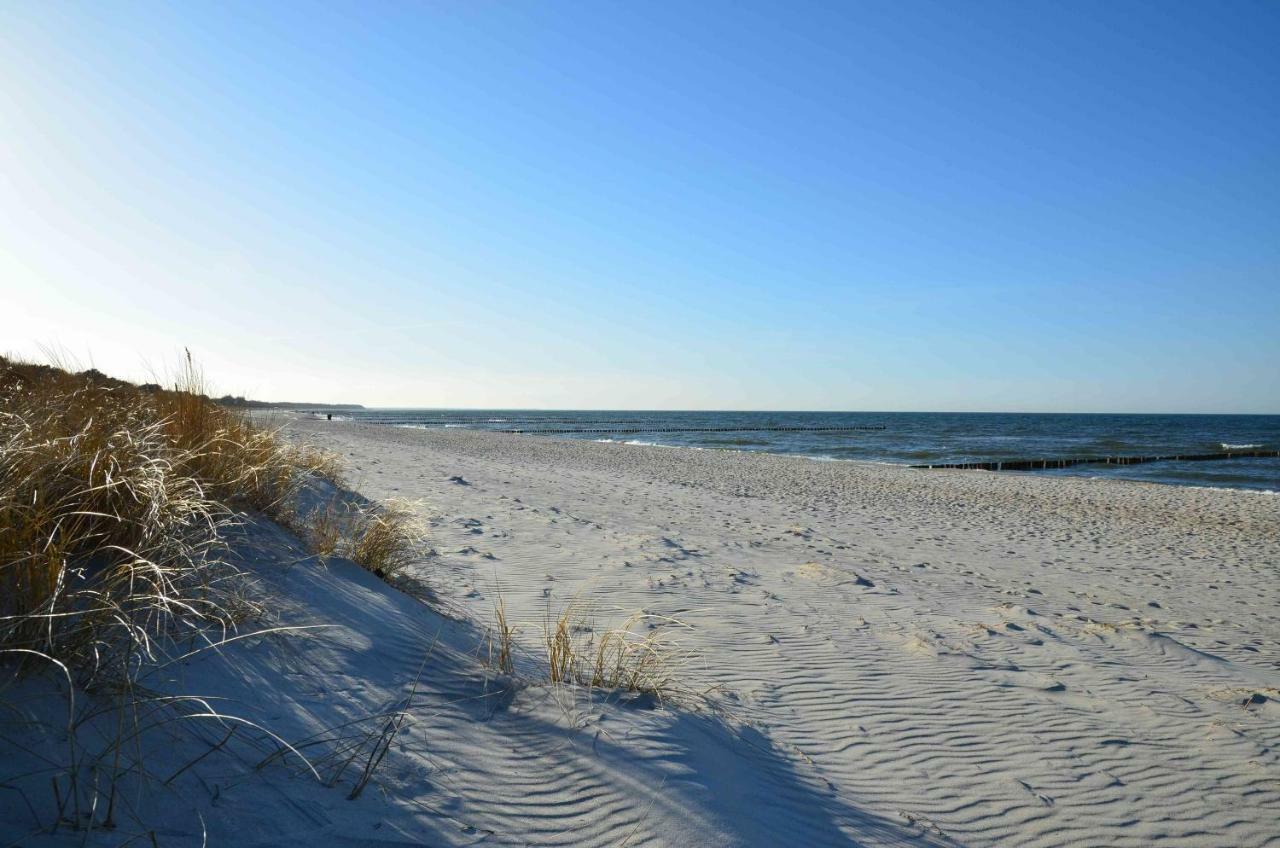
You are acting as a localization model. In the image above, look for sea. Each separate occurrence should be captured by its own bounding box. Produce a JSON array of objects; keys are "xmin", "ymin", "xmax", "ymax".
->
[{"xmin": 325, "ymin": 410, "xmax": 1280, "ymax": 493}]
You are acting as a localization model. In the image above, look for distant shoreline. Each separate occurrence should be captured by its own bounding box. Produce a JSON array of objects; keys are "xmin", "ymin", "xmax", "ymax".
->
[{"xmin": 226, "ymin": 400, "xmax": 365, "ymax": 410}]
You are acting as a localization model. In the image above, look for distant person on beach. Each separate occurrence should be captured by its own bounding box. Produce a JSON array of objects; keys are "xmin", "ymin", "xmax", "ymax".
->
[{"xmin": 327, "ymin": 413, "xmax": 332, "ymax": 421}]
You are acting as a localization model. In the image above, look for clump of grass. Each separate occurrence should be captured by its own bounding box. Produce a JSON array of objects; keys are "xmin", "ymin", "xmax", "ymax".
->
[
  {"xmin": 302, "ymin": 500, "xmax": 347, "ymax": 560},
  {"xmin": 487, "ymin": 596, "xmax": 516, "ymax": 675},
  {"xmin": 303, "ymin": 448, "xmax": 347, "ymax": 488},
  {"xmin": 348, "ymin": 500, "xmax": 426, "ymax": 580},
  {"xmin": 542, "ymin": 600, "xmax": 686, "ymax": 700},
  {"xmin": 296, "ymin": 497, "xmax": 428, "ymax": 580}
]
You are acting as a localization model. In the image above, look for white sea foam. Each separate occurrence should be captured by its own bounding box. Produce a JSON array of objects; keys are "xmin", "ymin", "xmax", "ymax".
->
[
  {"xmin": 592, "ymin": 437, "xmax": 691, "ymax": 449},
  {"xmin": 1221, "ymin": 442, "xmax": 1263, "ymax": 450},
  {"xmin": 625, "ymin": 439, "xmax": 688, "ymax": 448},
  {"xmin": 1187, "ymin": 484, "xmax": 1277, "ymax": 495},
  {"xmin": 797, "ymin": 453, "xmax": 908, "ymax": 469}
]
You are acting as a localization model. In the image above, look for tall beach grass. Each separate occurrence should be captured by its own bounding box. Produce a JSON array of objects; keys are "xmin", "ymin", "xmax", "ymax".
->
[
  {"xmin": 0, "ymin": 353, "xmax": 339, "ymax": 677},
  {"xmin": 0, "ymin": 354, "xmax": 439, "ymax": 834}
]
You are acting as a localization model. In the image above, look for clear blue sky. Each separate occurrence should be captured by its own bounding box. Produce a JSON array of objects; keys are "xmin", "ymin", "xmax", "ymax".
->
[{"xmin": 2, "ymin": 1, "xmax": 1277, "ymax": 412}]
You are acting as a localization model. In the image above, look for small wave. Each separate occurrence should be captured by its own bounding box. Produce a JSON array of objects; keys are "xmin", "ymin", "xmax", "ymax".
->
[
  {"xmin": 444, "ymin": 424, "xmax": 466, "ymax": 428},
  {"xmin": 592, "ymin": 438, "xmax": 682, "ymax": 448},
  {"xmin": 1187, "ymin": 484, "xmax": 1277, "ymax": 496},
  {"xmin": 1221, "ymin": 442, "xmax": 1263, "ymax": 450},
  {"xmin": 802, "ymin": 454, "xmax": 899, "ymax": 467},
  {"xmin": 627, "ymin": 439, "xmax": 694, "ymax": 449},
  {"xmin": 591, "ymin": 440, "xmax": 696, "ymax": 456}
]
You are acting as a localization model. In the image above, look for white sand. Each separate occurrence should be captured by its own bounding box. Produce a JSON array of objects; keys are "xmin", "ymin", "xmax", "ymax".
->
[
  {"xmin": 290, "ymin": 419, "xmax": 1280, "ymax": 847},
  {"xmin": 5, "ymin": 418, "xmax": 1276, "ymax": 846}
]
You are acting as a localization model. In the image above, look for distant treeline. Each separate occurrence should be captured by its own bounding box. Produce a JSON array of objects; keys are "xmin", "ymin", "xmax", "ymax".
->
[
  {"xmin": 0, "ymin": 358, "xmax": 362, "ymax": 410},
  {"xmin": 216, "ymin": 397, "xmax": 365, "ymax": 410}
]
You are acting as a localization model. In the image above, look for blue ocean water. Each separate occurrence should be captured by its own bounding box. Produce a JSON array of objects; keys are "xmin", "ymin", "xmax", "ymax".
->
[{"xmin": 333, "ymin": 410, "xmax": 1280, "ymax": 492}]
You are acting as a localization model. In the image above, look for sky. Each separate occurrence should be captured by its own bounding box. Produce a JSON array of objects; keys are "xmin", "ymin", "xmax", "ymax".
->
[{"xmin": 1, "ymin": 1, "xmax": 1277, "ymax": 413}]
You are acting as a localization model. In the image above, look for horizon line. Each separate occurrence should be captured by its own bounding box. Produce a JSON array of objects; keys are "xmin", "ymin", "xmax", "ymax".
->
[{"xmin": 306, "ymin": 406, "xmax": 1280, "ymax": 417}]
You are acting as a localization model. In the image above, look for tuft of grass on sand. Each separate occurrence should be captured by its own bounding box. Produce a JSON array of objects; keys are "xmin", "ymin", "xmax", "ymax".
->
[
  {"xmin": 297, "ymin": 496, "xmax": 429, "ymax": 579},
  {"xmin": 348, "ymin": 500, "xmax": 428, "ymax": 580},
  {"xmin": 301, "ymin": 499, "xmax": 347, "ymax": 561},
  {"xmin": 487, "ymin": 595, "xmax": 516, "ymax": 675},
  {"xmin": 542, "ymin": 600, "xmax": 687, "ymax": 700}
]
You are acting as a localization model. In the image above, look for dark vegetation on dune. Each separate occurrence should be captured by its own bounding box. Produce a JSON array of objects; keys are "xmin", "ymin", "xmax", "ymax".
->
[{"xmin": 0, "ymin": 356, "xmax": 362, "ymax": 410}]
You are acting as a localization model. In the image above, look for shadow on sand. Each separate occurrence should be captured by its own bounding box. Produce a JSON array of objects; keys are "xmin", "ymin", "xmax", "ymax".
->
[{"xmin": 0, "ymin": 507, "xmax": 961, "ymax": 847}]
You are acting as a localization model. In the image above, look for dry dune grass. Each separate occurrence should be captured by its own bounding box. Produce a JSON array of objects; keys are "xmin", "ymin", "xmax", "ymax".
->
[
  {"xmin": 0, "ymin": 354, "xmax": 443, "ymax": 834},
  {"xmin": 2, "ymin": 359, "xmax": 232, "ymax": 673},
  {"xmin": 0, "ymin": 354, "xmax": 335, "ymax": 831},
  {"xmin": 155, "ymin": 354, "xmax": 344, "ymax": 511},
  {"xmin": 0, "ymin": 354, "xmax": 445, "ymax": 834},
  {"xmin": 299, "ymin": 497, "xmax": 429, "ymax": 580},
  {"xmin": 480, "ymin": 593, "xmax": 691, "ymax": 699},
  {"xmin": 0, "ymin": 352, "xmax": 357, "ymax": 680},
  {"xmin": 347, "ymin": 500, "xmax": 428, "ymax": 579},
  {"xmin": 299, "ymin": 499, "xmax": 347, "ymax": 560},
  {"xmin": 543, "ymin": 600, "xmax": 688, "ymax": 700},
  {"xmin": 488, "ymin": 596, "xmax": 516, "ymax": 675}
]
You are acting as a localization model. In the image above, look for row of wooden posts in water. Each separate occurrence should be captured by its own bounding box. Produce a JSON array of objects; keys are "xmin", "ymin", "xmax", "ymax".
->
[{"xmin": 912, "ymin": 449, "xmax": 1279, "ymax": 472}]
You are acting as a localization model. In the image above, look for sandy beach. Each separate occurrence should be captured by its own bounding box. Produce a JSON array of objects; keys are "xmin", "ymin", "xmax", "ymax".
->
[
  {"xmin": 7, "ymin": 5, "xmax": 1278, "ymax": 843},
  {"xmin": 282, "ymin": 417, "xmax": 1280, "ymax": 847}
]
